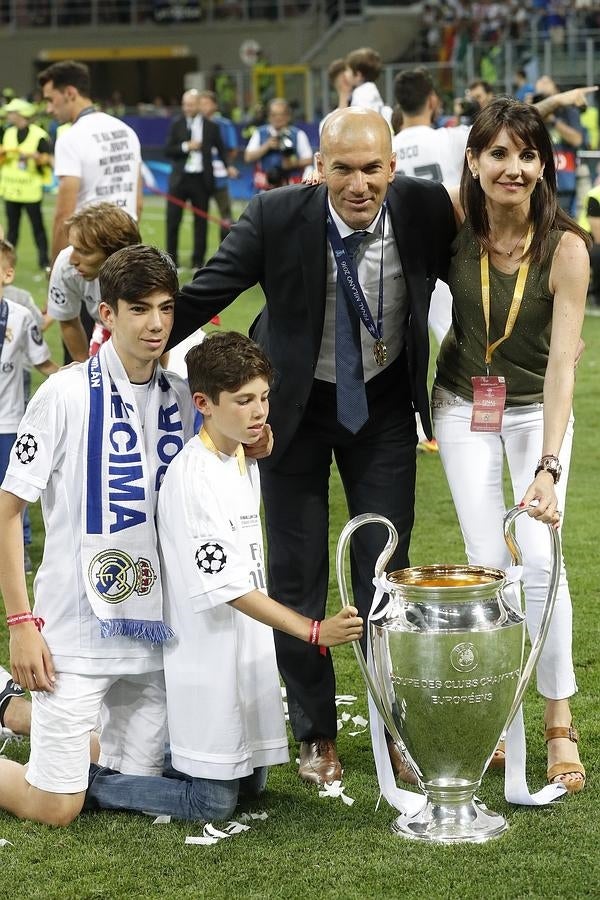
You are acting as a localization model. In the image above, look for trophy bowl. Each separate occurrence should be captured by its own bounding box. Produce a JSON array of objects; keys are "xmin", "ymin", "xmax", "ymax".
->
[{"xmin": 336, "ymin": 508, "xmax": 560, "ymax": 843}]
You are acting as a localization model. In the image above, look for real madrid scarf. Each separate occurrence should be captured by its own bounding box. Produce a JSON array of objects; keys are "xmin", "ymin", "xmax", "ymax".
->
[{"xmin": 81, "ymin": 340, "xmax": 185, "ymax": 642}]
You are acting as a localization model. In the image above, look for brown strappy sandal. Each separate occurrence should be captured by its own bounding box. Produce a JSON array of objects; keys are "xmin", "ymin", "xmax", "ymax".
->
[
  {"xmin": 544, "ymin": 723, "xmax": 586, "ymax": 794},
  {"xmin": 488, "ymin": 738, "xmax": 506, "ymax": 769}
]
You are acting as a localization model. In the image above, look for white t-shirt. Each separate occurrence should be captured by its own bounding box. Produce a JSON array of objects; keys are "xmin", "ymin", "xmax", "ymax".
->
[
  {"xmin": 54, "ymin": 111, "xmax": 141, "ymax": 219},
  {"xmin": 351, "ymin": 81, "xmax": 384, "ymax": 113},
  {"xmin": 158, "ymin": 435, "xmax": 289, "ymax": 780},
  {"xmin": 0, "ymin": 298, "xmax": 50, "ymax": 433},
  {"xmin": 1, "ymin": 363, "xmax": 195, "ymax": 674},
  {"xmin": 350, "ymin": 81, "xmax": 393, "ymax": 125},
  {"xmin": 392, "ymin": 124, "xmax": 470, "ymax": 187},
  {"xmin": 47, "ymin": 246, "xmax": 101, "ymax": 323}
]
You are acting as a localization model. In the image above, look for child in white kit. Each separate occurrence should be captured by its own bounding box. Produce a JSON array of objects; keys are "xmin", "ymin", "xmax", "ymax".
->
[{"xmin": 0, "ymin": 239, "xmax": 57, "ymax": 569}]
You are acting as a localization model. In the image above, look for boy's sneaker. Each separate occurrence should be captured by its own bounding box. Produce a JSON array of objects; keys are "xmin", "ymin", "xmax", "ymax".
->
[
  {"xmin": 23, "ymin": 547, "xmax": 33, "ymax": 575},
  {"xmin": 0, "ymin": 666, "xmax": 25, "ymax": 732}
]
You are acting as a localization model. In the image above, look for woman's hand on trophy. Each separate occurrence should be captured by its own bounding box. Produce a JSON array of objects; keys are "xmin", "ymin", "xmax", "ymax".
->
[
  {"xmin": 319, "ymin": 606, "xmax": 363, "ymax": 646},
  {"xmin": 519, "ymin": 476, "xmax": 561, "ymax": 527}
]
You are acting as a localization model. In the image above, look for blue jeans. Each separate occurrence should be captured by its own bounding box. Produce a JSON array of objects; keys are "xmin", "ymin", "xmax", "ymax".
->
[{"xmin": 84, "ymin": 752, "xmax": 268, "ymax": 822}]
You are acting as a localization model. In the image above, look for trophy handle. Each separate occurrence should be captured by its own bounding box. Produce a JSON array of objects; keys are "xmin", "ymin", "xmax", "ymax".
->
[
  {"xmin": 502, "ymin": 504, "xmax": 561, "ymax": 731},
  {"xmin": 335, "ymin": 513, "xmax": 402, "ymax": 743}
]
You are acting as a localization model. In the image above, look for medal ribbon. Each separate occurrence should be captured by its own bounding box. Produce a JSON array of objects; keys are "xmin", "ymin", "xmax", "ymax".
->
[
  {"xmin": 480, "ymin": 225, "xmax": 533, "ymax": 367},
  {"xmin": 326, "ymin": 202, "xmax": 386, "ymax": 350},
  {"xmin": 199, "ymin": 425, "xmax": 246, "ymax": 476}
]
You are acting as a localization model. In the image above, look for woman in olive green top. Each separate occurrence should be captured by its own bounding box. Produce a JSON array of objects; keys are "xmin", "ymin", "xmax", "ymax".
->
[{"xmin": 433, "ymin": 98, "xmax": 590, "ymax": 793}]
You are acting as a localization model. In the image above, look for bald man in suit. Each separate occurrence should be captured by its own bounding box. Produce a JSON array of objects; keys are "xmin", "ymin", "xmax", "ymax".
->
[{"xmin": 169, "ymin": 108, "xmax": 457, "ymax": 785}]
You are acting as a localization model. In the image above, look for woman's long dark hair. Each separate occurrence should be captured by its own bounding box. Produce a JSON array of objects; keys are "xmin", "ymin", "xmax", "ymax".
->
[{"xmin": 459, "ymin": 97, "xmax": 591, "ymax": 265}]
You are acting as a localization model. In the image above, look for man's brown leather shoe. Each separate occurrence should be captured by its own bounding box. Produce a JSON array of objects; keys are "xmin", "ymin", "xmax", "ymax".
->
[
  {"xmin": 387, "ymin": 737, "xmax": 418, "ymax": 785},
  {"xmin": 298, "ymin": 738, "xmax": 342, "ymax": 785}
]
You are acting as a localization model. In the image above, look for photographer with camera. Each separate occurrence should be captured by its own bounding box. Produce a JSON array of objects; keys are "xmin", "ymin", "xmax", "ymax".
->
[{"xmin": 244, "ymin": 98, "xmax": 313, "ymax": 192}]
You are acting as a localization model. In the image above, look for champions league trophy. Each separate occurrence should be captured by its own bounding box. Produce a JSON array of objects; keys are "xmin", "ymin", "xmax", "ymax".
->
[{"xmin": 336, "ymin": 506, "xmax": 560, "ymax": 843}]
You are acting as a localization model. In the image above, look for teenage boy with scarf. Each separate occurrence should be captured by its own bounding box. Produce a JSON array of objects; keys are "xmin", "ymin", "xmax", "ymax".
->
[
  {"xmin": 1, "ymin": 331, "xmax": 362, "ymax": 823},
  {"xmin": 0, "ymin": 244, "xmax": 198, "ymax": 826}
]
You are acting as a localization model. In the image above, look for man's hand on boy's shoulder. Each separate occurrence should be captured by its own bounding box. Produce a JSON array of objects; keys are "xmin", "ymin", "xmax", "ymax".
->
[{"xmin": 243, "ymin": 423, "xmax": 273, "ymax": 460}]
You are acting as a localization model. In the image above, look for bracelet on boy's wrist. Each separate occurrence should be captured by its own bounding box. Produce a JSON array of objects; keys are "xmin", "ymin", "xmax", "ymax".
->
[
  {"xmin": 309, "ymin": 619, "xmax": 327, "ymax": 656},
  {"xmin": 6, "ymin": 612, "xmax": 45, "ymax": 631}
]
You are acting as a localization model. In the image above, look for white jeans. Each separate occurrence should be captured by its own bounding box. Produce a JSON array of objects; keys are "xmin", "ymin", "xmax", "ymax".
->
[{"xmin": 432, "ymin": 385, "xmax": 577, "ymax": 700}]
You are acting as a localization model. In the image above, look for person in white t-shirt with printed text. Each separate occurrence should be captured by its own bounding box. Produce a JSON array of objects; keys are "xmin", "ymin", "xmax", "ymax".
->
[{"xmin": 38, "ymin": 60, "xmax": 142, "ymax": 262}]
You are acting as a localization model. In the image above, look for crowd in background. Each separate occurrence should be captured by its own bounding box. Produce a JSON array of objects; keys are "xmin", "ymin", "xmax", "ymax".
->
[{"xmin": 419, "ymin": 0, "xmax": 600, "ymax": 64}]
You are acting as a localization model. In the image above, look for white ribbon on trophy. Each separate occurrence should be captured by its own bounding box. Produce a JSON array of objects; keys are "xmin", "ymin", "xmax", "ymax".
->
[{"xmin": 502, "ymin": 570, "xmax": 566, "ymax": 805}]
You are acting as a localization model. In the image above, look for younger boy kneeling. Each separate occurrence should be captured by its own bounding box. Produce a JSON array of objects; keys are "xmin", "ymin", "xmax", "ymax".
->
[{"xmin": 86, "ymin": 332, "xmax": 362, "ymax": 821}]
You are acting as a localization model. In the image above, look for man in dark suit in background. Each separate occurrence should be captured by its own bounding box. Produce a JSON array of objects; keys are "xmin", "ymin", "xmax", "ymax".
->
[
  {"xmin": 164, "ymin": 89, "xmax": 227, "ymax": 269},
  {"xmin": 170, "ymin": 108, "xmax": 457, "ymax": 785}
]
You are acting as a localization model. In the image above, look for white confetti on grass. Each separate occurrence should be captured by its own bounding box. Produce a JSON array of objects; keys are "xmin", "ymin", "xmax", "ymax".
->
[
  {"xmin": 348, "ymin": 714, "xmax": 369, "ymax": 736},
  {"xmin": 238, "ymin": 811, "xmax": 268, "ymax": 822},
  {"xmin": 336, "ymin": 701, "xmax": 368, "ymax": 736},
  {"xmin": 0, "ymin": 839, "xmax": 13, "ymax": 847},
  {"xmin": 185, "ymin": 814, "xmax": 267, "ymax": 846},
  {"xmin": 318, "ymin": 780, "xmax": 355, "ymax": 806}
]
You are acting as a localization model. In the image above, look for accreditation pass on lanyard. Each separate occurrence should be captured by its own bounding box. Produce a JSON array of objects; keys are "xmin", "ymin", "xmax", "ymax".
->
[{"xmin": 470, "ymin": 226, "xmax": 533, "ymax": 433}]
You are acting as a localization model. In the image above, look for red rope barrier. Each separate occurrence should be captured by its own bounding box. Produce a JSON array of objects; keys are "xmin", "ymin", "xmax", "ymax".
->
[{"xmin": 144, "ymin": 182, "xmax": 231, "ymax": 229}]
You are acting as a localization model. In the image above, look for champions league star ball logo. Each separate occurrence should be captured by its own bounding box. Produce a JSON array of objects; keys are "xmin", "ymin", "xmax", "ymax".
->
[
  {"xmin": 88, "ymin": 550, "xmax": 157, "ymax": 604},
  {"xmin": 49, "ymin": 285, "xmax": 67, "ymax": 306},
  {"xmin": 450, "ymin": 641, "xmax": 479, "ymax": 672},
  {"xmin": 15, "ymin": 433, "xmax": 38, "ymax": 464},
  {"xmin": 195, "ymin": 542, "xmax": 227, "ymax": 575}
]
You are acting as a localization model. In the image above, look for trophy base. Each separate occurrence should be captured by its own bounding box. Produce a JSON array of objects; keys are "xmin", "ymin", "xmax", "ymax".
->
[{"xmin": 391, "ymin": 798, "xmax": 508, "ymax": 844}]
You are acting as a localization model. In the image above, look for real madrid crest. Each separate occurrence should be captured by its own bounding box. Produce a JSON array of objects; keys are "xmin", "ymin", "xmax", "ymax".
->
[{"xmin": 88, "ymin": 550, "xmax": 157, "ymax": 604}]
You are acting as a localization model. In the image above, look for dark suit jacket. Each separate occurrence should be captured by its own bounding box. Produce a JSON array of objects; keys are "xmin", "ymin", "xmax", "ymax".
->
[
  {"xmin": 172, "ymin": 177, "xmax": 457, "ymax": 467},
  {"xmin": 164, "ymin": 115, "xmax": 226, "ymax": 194}
]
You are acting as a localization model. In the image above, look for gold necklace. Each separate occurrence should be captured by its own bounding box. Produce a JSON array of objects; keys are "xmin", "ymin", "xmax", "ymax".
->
[{"xmin": 493, "ymin": 226, "xmax": 530, "ymax": 257}]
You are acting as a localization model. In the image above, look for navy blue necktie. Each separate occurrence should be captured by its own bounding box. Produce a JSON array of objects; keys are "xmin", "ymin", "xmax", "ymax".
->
[{"xmin": 335, "ymin": 231, "xmax": 369, "ymax": 434}]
